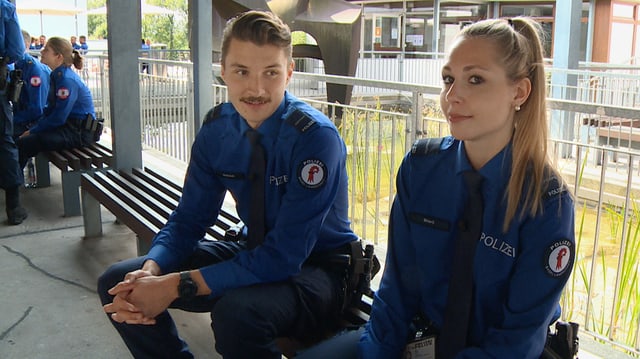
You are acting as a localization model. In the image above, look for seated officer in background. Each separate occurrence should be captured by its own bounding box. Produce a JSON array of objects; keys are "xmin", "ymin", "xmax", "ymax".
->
[
  {"xmin": 16, "ymin": 37, "xmax": 98, "ymax": 171},
  {"xmin": 98, "ymin": 10, "xmax": 363, "ymax": 359},
  {"xmin": 12, "ymin": 30, "xmax": 50, "ymax": 138}
]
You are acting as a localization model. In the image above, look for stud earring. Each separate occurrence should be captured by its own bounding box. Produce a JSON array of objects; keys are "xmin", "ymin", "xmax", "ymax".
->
[{"xmin": 515, "ymin": 105, "xmax": 521, "ymax": 112}]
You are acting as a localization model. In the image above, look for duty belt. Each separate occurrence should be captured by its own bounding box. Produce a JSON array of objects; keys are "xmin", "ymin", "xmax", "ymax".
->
[{"xmin": 67, "ymin": 115, "xmax": 98, "ymax": 131}]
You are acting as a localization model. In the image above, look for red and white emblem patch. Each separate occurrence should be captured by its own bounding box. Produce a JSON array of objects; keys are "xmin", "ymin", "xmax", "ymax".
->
[
  {"xmin": 56, "ymin": 87, "xmax": 70, "ymax": 100},
  {"xmin": 544, "ymin": 239, "xmax": 573, "ymax": 277},
  {"xmin": 30, "ymin": 76, "xmax": 41, "ymax": 87},
  {"xmin": 297, "ymin": 159, "xmax": 326, "ymax": 189}
]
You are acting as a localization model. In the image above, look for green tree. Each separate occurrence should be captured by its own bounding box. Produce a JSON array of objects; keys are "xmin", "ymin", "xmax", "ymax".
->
[
  {"xmin": 142, "ymin": 0, "xmax": 188, "ymax": 51},
  {"xmin": 87, "ymin": 0, "xmax": 188, "ymax": 51},
  {"xmin": 87, "ymin": 0, "xmax": 107, "ymax": 39}
]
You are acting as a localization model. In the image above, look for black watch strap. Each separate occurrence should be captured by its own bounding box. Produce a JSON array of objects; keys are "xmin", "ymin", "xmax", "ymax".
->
[{"xmin": 178, "ymin": 271, "xmax": 198, "ymax": 299}]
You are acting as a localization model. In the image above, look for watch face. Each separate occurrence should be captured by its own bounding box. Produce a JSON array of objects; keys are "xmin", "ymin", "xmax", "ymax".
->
[{"xmin": 179, "ymin": 273, "xmax": 198, "ymax": 299}]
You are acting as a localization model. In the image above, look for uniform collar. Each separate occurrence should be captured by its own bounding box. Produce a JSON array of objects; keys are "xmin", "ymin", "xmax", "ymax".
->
[
  {"xmin": 240, "ymin": 92, "xmax": 287, "ymax": 139},
  {"xmin": 455, "ymin": 141, "xmax": 512, "ymax": 189}
]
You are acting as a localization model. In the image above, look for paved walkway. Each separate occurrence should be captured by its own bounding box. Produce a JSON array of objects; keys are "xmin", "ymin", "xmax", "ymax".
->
[{"xmin": 0, "ymin": 161, "xmax": 219, "ymax": 359}]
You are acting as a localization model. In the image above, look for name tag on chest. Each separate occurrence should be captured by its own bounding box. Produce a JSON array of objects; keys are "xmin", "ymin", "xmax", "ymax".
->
[{"xmin": 403, "ymin": 334, "xmax": 436, "ymax": 359}]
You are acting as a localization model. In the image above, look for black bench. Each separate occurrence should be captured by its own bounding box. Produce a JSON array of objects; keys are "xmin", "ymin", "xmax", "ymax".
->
[
  {"xmin": 80, "ymin": 166, "xmax": 375, "ymax": 357},
  {"xmin": 35, "ymin": 142, "xmax": 112, "ymax": 216},
  {"xmin": 80, "ymin": 167, "xmax": 239, "ymax": 254}
]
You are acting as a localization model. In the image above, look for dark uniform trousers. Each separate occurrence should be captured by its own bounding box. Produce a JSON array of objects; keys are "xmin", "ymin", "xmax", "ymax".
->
[
  {"xmin": 0, "ymin": 91, "xmax": 22, "ymax": 189},
  {"xmin": 97, "ymin": 240, "xmax": 344, "ymax": 359},
  {"xmin": 16, "ymin": 120, "xmax": 94, "ymax": 169}
]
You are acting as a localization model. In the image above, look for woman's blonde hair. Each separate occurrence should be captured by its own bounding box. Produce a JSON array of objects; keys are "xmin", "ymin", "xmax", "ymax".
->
[
  {"xmin": 45, "ymin": 37, "xmax": 84, "ymax": 70},
  {"xmin": 459, "ymin": 17, "xmax": 563, "ymax": 231}
]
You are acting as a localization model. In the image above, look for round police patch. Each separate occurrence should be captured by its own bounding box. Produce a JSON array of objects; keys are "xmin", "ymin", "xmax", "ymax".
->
[
  {"xmin": 544, "ymin": 239, "xmax": 573, "ymax": 277},
  {"xmin": 57, "ymin": 87, "xmax": 70, "ymax": 100},
  {"xmin": 298, "ymin": 159, "xmax": 326, "ymax": 189},
  {"xmin": 30, "ymin": 76, "xmax": 41, "ymax": 87}
]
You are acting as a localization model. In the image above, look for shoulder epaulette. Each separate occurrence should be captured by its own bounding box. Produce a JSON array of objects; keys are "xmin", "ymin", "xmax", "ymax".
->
[
  {"xmin": 285, "ymin": 109, "xmax": 317, "ymax": 133},
  {"xmin": 543, "ymin": 175, "xmax": 568, "ymax": 200},
  {"xmin": 411, "ymin": 136, "xmax": 451, "ymax": 156},
  {"xmin": 203, "ymin": 104, "xmax": 224, "ymax": 124}
]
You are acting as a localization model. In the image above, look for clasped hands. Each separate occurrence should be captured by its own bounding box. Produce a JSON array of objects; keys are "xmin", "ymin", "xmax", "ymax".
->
[{"xmin": 103, "ymin": 268, "xmax": 179, "ymax": 325}]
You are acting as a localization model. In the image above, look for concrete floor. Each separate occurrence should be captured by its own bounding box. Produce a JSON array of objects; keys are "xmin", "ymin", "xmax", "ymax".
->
[{"xmin": 0, "ymin": 165, "xmax": 220, "ymax": 359}]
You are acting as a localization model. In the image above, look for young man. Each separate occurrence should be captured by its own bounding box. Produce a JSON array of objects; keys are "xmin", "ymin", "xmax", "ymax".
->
[{"xmin": 98, "ymin": 10, "xmax": 359, "ymax": 358}]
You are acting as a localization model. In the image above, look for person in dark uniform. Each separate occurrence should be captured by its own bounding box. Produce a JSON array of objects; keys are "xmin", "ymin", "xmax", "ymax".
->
[
  {"xmin": 13, "ymin": 30, "xmax": 50, "ymax": 138},
  {"xmin": 0, "ymin": 0, "xmax": 28, "ymax": 225},
  {"xmin": 16, "ymin": 37, "xmax": 96, "ymax": 171},
  {"xmin": 298, "ymin": 17, "xmax": 576, "ymax": 359},
  {"xmin": 361, "ymin": 17, "xmax": 575, "ymax": 359},
  {"xmin": 98, "ymin": 10, "xmax": 360, "ymax": 359}
]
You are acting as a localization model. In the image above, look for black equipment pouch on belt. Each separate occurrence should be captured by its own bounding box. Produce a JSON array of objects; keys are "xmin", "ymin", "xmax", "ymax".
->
[
  {"xmin": 90, "ymin": 117, "xmax": 104, "ymax": 142},
  {"xmin": 541, "ymin": 321, "xmax": 579, "ymax": 359},
  {"xmin": 69, "ymin": 115, "xmax": 104, "ymax": 142},
  {"xmin": 0, "ymin": 56, "xmax": 10, "ymax": 92},
  {"xmin": 8, "ymin": 69, "xmax": 23, "ymax": 103},
  {"xmin": 343, "ymin": 240, "xmax": 381, "ymax": 311}
]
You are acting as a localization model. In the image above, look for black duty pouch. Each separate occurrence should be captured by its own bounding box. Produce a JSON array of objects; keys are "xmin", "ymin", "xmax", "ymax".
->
[
  {"xmin": 0, "ymin": 57, "xmax": 9, "ymax": 91},
  {"xmin": 541, "ymin": 321, "xmax": 579, "ymax": 359},
  {"xmin": 93, "ymin": 117, "xmax": 104, "ymax": 142},
  {"xmin": 8, "ymin": 69, "xmax": 23, "ymax": 103}
]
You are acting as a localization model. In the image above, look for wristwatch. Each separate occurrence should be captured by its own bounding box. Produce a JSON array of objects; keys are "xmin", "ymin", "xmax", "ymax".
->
[{"xmin": 178, "ymin": 271, "xmax": 198, "ymax": 300}]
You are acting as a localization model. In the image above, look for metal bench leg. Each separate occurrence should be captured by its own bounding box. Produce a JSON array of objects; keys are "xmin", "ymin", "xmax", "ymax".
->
[
  {"xmin": 136, "ymin": 236, "xmax": 151, "ymax": 256},
  {"xmin": 81, "ymin": 188, "xmax": 103, "ymax": 238},
  {"xmin": 61, "ymin": 171, "xmax": 81, "ymax": 216},
  {"xmin": 35, "ymin": 153, "xmax": 51, "ymax": 187}
]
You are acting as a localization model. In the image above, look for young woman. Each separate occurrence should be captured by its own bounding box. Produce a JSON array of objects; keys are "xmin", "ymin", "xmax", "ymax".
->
[
  {"xmin": 16, "ymin": 37, "xmax": 97, "ymax": 170},
  {"xmin": 299, "ymin": 17, "xmax": 575, "ymax": 359}
]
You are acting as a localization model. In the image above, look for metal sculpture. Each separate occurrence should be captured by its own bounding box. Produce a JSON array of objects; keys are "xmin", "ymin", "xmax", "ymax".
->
[{"xmin": 212, "ymin": 0, "xmax": 361, "ymax": 107}]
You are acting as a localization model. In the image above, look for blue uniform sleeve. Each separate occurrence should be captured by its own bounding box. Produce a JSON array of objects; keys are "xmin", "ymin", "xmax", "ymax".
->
[
  {"xmin": 359, "ymin": 154, "xmax": 422, "ymax": 358},
  {"xmin": 14, "ymin": 62, "xmax": 49, "ymax": 125},
  {"xmin": 145, "ymin": 131, "xmax": 228, "ymax": 272},
  {"xmin": 458, "ymin": 190, "xmax": 575, "ymax": 358},
  {"xmin": 29, "ymin": 75, "xmax": 79, "ymax": 133},
  {"xmin": 2, "ymin": 2, "xmax": 23, "ymax": 62}
]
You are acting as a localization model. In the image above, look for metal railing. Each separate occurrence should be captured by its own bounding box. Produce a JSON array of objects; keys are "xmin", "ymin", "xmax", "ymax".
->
[{"xmin": 78, "ymin": 53, "xmax": 640, "ymax": 356}]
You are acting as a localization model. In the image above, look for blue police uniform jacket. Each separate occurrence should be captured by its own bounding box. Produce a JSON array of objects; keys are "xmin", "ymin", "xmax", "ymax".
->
[
  {"xmin": 0, "ymin": 0, "xmax": 23, "ymax": 64},
  {"xmin": 0, "ymin": 0, "xmax": 27, "ymax": 189},
  {"xmin": 29, "ymin": 65, "xmax": 95, "ymax": 134},
  {"xmin": 146, "ymin": 91, "xmax": 358, "ymax": 297},
  {"xmin": 13, "ymin": 52, "xmax": 50, "ymax": 125},
  {"xmin": 360, "ymin": 137, "xmax": 575, "ymax": 358}
]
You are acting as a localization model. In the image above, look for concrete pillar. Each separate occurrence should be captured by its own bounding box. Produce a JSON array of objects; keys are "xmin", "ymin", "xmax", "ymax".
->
[
  {"xmin": 107, "ymin": 0, "xmax": 142, "ymax": 170},
  {"xmin": 550, "ymin": 0, "xmax": 582, "ymax": 157},
  {"xmin": 189, "ymin": 0, "xmax": 214, "ymax": 136}
]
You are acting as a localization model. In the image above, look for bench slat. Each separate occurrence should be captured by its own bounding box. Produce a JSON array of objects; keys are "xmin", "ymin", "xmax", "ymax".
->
[
  {"xmin": 93, "ymin": 171, "xmax": 168, "ymax": 231},
  {"xmin": 69, "ymin": 148, "xmax": 93, "ymax": 169},
  {"xmin": 81, "ymin": 173, "xmax": 161, "ymax": 243}
]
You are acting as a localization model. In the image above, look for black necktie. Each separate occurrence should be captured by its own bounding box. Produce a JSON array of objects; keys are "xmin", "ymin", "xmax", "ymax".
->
[
  {"xmin": 438, "ymin": 170, "xmax": 484, "ymax": 359},
  {"xmin": 246, "ymin": 129, "xmax": 266, "ymax": 249}
]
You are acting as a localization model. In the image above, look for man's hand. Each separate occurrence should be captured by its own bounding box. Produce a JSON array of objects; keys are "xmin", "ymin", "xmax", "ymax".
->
[{"xmin": 103, "ymin": 260, "xmax": 167, "ymax": 325}]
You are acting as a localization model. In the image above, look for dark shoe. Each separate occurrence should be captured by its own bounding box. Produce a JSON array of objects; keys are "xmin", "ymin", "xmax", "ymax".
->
[{"xmin": 7, "ymin": 206, "xmax": 28, "ymax": 225}]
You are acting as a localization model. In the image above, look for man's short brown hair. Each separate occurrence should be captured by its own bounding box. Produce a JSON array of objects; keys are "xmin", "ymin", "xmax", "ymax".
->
[{"xmin": 221, "ymin": 10, "xmax": 292, "ymax": 65}]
